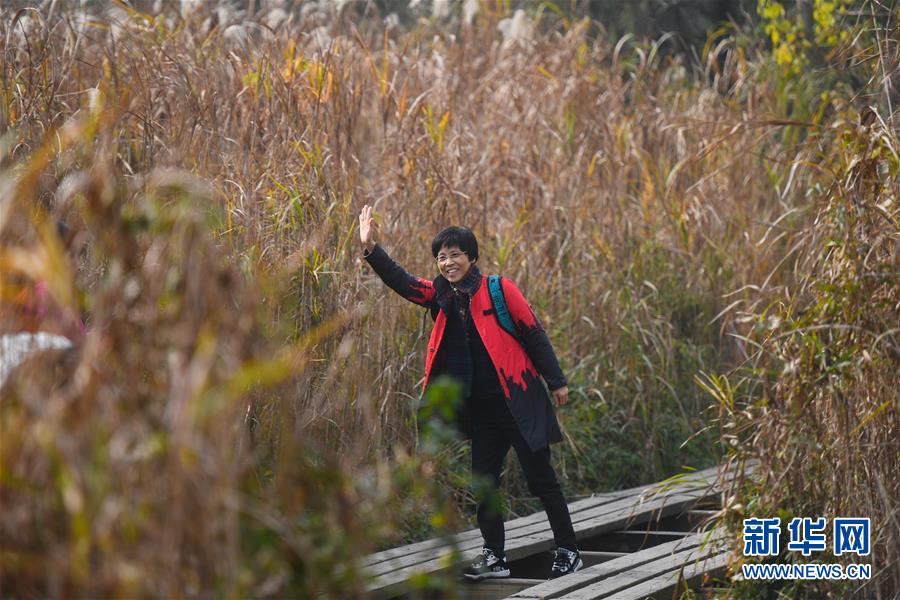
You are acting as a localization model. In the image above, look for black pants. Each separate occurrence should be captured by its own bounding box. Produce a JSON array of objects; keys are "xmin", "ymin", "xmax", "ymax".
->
[{"xmin": 470, "ymin": 394, "xmax": 577, "ymax": 555}]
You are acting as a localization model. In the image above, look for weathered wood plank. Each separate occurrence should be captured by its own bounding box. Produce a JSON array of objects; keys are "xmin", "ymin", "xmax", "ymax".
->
[
  {"xmin": 555, "ymin": 550, "xmax": 701, "ymax": 599},
  {"xmin": 368, "ymin": 488, "xmax": 705, "ymax": 581},
  {"xmin": 367, "ymin": 491, "xmax": 714, "ymax": 596},
  {"xmin": 362, "ymin": 491, "xmax": 628, "ymax": 568},
  {"xmin": 579, "ymin": 551, "xmax": 628, "ymax": 567},
  {"xmin": 571, "ymin": 552, "xmax": 730, "ymax": 600},
  {"xmin": 366, "ymin": 467, "xmax": 727, "ymax": 580},
  {"xmin": 536, "ymin": 491, "xmax": 713, "ymax": 555},
  {"xmin": 648, "ymin": 509, "xmax": 720, "ymax": 532},
  {"xmin": 561, "ymin": 548, "xmax": 728, "ymax": 600},
  {"xmin": 606, "ymin": 530, "xmax": 695, "ymax": 547},
  {"xmin": 365, "ymin": 466, "xmax": 729, "ymax": 597},
  {"xmin": 363, "ymin": 466, "xmax": 722, "ymax": 569},
  {"xmin": 460, "ymin": 578, "xmax": 544, "ymax": 599},
  {"xmin": 581, "ymin": 530, "xmax": 693, "ymax": 553},
  {"xmin": 686, "ymin": 509, "xmax": 719, "ymax": 517},
  {"xmin": 507, "ymin": 532, "xmax": 722, "ymax": 599},
  {"xmin": 560, "ymin": 546, "xmax": 722, "ymax": 600},
  {"xmin": 365, "ymin": 493, "xmax": 625, "ymax": 576},
  {"xmin": 619, "ymin": 530, "xmax": 692, "ymax": 537}
]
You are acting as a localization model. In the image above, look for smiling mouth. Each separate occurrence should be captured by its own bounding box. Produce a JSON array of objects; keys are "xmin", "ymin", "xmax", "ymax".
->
[{"xmin": 446, "ymin": 268, "xmax": 460, "ymax": 276}]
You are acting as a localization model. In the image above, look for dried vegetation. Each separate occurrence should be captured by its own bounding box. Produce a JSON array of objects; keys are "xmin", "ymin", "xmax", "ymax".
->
[{"xmin": 0, "ymin": 1, "xmax": 896, "ymax": 597}]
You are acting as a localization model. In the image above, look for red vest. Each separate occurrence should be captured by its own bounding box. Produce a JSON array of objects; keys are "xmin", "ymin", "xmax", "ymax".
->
[{"xmin": 423, "ymin": 276, "xmax": 542, "ymax": 400}]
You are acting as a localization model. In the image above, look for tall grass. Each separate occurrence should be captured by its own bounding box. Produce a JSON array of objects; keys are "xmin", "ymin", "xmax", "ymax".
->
[
  {"xmin": 707, "ymin": 3, "xmax": 900, "ymax": 596},
  {"xmin": 0, "ymin": 3, "xmax": 765, "ymax": 471},
  {"xmin": 0, "ymin": 1, "xmax": 894, "ymax": 596},
  {"xmin": 712, "ymin": 110, "xmax": 899, "ymax": 596}
]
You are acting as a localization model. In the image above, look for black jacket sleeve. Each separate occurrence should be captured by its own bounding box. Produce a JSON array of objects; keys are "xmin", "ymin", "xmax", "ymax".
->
[
  {"xmin": 363, "ymin": 244, "xmax": 437, "ymax": 309},
  {"xmin": 501, "ymin": 278, "xmax": 568, "ymax": 391}
]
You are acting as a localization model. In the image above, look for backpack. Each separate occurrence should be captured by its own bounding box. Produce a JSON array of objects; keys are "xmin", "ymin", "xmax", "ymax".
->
[{"xmin": 487, "ymin": 275, "xmax": 519, "ymax": 340}]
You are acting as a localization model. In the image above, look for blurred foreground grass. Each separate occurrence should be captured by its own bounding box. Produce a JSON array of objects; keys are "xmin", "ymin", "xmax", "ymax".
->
[{"xmin": 0, "ymin": 1, "xmax": 896, "ymax": 597}]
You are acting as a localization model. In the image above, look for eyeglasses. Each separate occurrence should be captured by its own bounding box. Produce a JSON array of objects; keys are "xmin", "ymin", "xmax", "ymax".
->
[{"xmin": 436, "ymin": 251, "xmax": 467, "ymax": 265}]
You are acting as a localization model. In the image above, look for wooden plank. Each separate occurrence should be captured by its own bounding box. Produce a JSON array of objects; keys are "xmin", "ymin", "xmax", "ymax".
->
[
  {"xmin": 579, "ymin": 551, "xmax": 628, "ymax": 567},
  {"xmin": 581, "ymin": 530, "xmax": 693, "ymax": 554},
  {"xmin": 508, "ymin": 532, "xmax": 722, "ymax": 599},
  {"xmin": 367, "ymin": 491, "xmax": 714, "ymax": 596},
  {"xmin": 554, "ymin": 549, "xmax": 704, "ymax": 599},
  {"xmin": 619, "ymin": 530, "xmax": 692, "ymax": 537},
  {"xmin": 365, "ymin": 493, "xmax": 626, "ymax": 576},
  {"xmin": 461, "ymin": 578, "xmax": 544, "ymax": 599},
  {"xmin": 549, "ymin": 466, "xmax": 738, "ymax": 552},
  {"xmin": 365, "ymin": 467, "xmax": 730, "ymax": 597},
  {"xmin": 362, "ymin": 491, "xmax": 628, "ymax": 568},
  {"xmin": 366, "ymin": 468, "xmax": 728, "ymax": 579},
  {"xmin": 368, "ymin": 488, "xmax": 706, "ymax": 581},
  {"xmin": 546, "ymin": 491, "xmax": 712, "ymax": 553},
  {"xmin": 364, "ymin": 466, "xmax": 722, "ymax": 568},
  {"xmin": 367, "ymin": 468, "xmax": 733, "ymax": 595},
  {"xmin": 555, "ymin": 548, "xmax": 728, "ymax": 599},
  {"xmin": 578, "ymin": 552, "xmax": 730, "ymax": 600},
  {"xmin": 643, "ymin": 509, "xmax": 720, "ymax": 533}
]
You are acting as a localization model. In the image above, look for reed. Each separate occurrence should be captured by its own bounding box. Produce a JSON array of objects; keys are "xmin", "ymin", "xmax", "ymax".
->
[
  {"xmin": 708, "ymin": 2, "xmax": 899, "ymax": 595},
  {"xmin": 0, "ymin": 1, "xmax": 894, "ymax": 596}
]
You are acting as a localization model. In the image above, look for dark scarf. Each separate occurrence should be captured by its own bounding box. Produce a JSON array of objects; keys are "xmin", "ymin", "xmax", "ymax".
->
[
  {"xmin": 434, "ymin": 264, "xmax": 482, "ymax": 315},
  {"xmin": 429, "ymin": 264, "xmax": 481, "ymax": 394}
]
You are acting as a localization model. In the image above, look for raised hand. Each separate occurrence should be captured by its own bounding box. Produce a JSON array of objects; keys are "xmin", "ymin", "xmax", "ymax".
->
[{"xmin": 359, "ymin": 204, "xmax": 377, "ymax": 251}]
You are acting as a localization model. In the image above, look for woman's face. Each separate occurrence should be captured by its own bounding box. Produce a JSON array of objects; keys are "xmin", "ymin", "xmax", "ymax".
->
[{"xmin": 436, "ymin": 245, "xmax": 474, "ymax": 284}]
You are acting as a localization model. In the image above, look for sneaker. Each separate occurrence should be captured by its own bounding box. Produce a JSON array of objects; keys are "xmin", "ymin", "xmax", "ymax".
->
[
  {"xmin": 463, "ymin": 548, "xmax": 511, "ymax": 581},
  {"xmin": 548, "ymin": 547, "xmax": 583, "ymax": 579}
]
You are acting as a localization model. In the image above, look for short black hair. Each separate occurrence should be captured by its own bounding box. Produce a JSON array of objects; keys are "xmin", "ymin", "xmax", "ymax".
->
[{"xmin": 431, "ymin": 226, "xmax": 478, "ymax": 262}]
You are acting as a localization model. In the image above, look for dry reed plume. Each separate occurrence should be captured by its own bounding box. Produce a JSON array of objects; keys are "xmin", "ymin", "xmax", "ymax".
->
[{"xmin": 0, "ymin": 1, "xmax": 896, "ymax": 597}]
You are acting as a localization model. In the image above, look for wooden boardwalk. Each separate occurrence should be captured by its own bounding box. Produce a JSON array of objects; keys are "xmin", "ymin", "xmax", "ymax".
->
[{"xmin": 365, "ymin": 465, "xmax": 734, "ymax": 599}]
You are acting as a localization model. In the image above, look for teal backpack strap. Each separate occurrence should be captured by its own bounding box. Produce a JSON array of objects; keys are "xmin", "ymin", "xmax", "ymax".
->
[{"xmin": 488, "ymin": 275, "xmax": 518, "ymax": 339}]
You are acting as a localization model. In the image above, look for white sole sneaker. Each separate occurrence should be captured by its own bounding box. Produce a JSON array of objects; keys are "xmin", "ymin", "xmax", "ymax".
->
[
  {"xmin": 549, "ymin": 557, "xmax": 583, "ymax": 579},
  {"xmin": 464, "ymin": 567, "xmax": 511, "ymax": 581}
]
